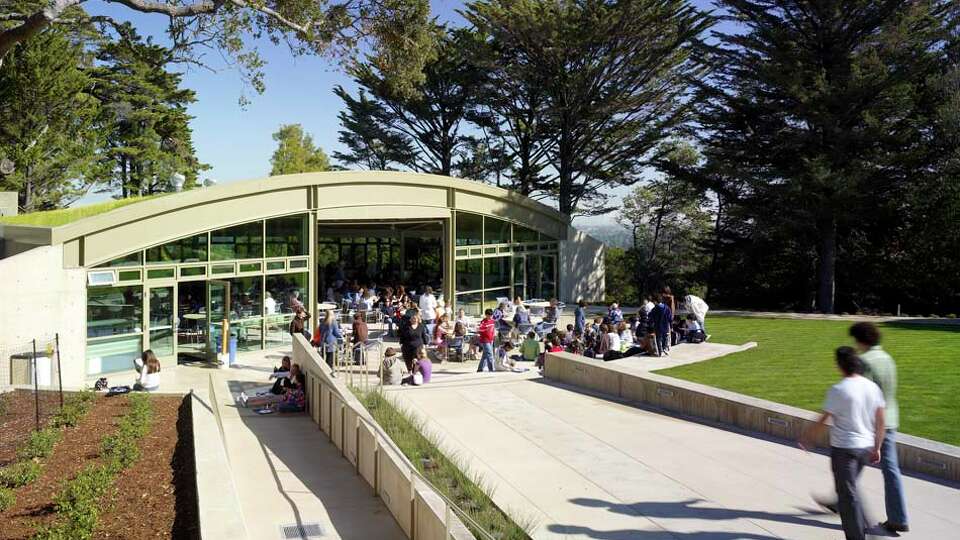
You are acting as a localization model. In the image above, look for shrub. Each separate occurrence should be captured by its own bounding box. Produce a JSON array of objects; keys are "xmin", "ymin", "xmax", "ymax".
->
[
  {"xmin": 0, "ymin": 460, "xmax": 42, "ymax": 488},
  {"xmin": 53, "ymin": 391, "xmax": 97, "ymax": 428},
  {"xmin": 0, "ymin": 486, "xmax": 15, "ymax": 511},
  {"xmin": 17, "ymin": 428, "xmax": 62, "ymax": 461}
]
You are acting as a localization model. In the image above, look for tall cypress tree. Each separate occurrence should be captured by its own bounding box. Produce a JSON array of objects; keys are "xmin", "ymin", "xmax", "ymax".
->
[{"xmin": 694, "ymin": 0, "xmax": 959, "ymax": 313}]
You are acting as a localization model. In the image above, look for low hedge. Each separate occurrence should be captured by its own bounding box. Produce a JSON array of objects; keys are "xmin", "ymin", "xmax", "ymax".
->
[
  {"xmin": 34, "ymin": 393, "xmax": 154, "ymax": 540},
  {"xmin": 0, "ymin": 460, "xmax": 42, "ymax": 488},
  {"xmin": 0, "ymin": 486, "xmax": 15, "ymax": 511}
]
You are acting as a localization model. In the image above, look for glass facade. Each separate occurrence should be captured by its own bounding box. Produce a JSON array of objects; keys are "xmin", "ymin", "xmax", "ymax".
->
[
  {"xmin": 147, "ymin": 234, "xmax": 207, "ymax": 264},
  {"xmin": 82, "ymin": 208, "xmax": 561, "ymax": 371},
  {"xmin": 266, "ymin": 215, "xmax": 308, "ymax": 257},
  {"xmin": 455, "ymin": 212, "xmax": 483, "ymax": 246},
  {"xmin": 452, "ymin": 211, "xmax": 559, "ymax": 314},
  {"xmin": 86, "ymin": 215, "xmax": 311, "ymax": 374},
  {"xmin": 86, "ymin": 285, "xmax": 143, "ymax": 374},
  {"xmin": 211, "ymin": 222, "xmax": 263, "ymax": 261}
]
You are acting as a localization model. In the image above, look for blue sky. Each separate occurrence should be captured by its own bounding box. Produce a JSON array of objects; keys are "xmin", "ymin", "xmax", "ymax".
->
[{"xmin": 80, "ymin": 0, "xmax": 723, "ymax": 225}]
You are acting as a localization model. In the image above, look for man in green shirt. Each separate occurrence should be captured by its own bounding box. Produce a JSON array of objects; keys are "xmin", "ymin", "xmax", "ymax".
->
[{"xmin": 850, "ymin": 322, "xmax": 909, "ymax": 534}]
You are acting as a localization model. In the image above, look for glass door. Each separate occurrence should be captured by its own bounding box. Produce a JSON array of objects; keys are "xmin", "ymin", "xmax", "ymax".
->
[
  {"xmin": 207, "ymin": 280, "xmax": 230, "ymax": 358},
  {"xmin": 146, "ymin": 286, "xmax": 176, "ymax": 359},
  {"xmin": 513, "ymin": 256, "xmax": 525, "ymax": 300}
]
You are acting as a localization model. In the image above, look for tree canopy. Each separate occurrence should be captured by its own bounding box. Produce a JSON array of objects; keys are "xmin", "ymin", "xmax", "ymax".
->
[{"xmin": 269, "ymin": 123, "xmax": 331, "ymax": 175}]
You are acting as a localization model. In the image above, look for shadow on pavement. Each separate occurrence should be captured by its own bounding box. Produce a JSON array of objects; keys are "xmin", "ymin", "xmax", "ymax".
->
[
  {"xmin": 546, "ymin": 524, "xmax": 778, "ymax": 540},
  {"xmin": 569, "ymin": 497, "xmax": 841, "ymax": 532}
]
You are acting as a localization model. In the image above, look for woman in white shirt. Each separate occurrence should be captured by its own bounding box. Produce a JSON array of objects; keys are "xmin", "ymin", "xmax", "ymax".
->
[
  {"xmin": 603, "ymin": 329, "xmax": 622, "ymax": 361},
  {"xmin": 134, "ymin": 350, "xmax": 161, "ymax": 391},
  {"xmin": 419, "ymin": 286, "xmax": 438, "ymax": 324},
  {"xmin": 617, "ymin": 322, "xmax": 634, "ymax": 351}
]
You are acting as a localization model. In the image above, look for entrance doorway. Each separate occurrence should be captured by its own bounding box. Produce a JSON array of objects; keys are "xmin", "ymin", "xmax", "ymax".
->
[{"xmin": 316, "ymin": 220, "xmax": 445, "ymax": 302}]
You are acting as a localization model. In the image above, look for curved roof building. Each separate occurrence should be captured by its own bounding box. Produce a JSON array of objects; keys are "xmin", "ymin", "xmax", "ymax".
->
[{"xmin": 0, "ymin": 171, "xmax": 604, "ymax": 385}]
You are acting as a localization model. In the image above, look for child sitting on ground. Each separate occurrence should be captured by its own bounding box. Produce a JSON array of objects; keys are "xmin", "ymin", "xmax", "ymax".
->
[
  {"xmin": 381, "ymin": 347, "xmax": 404, "ymax": 386},
  {"xmin": 684, "ymin": 314, "xmax": 706, "ymax": 343},
  {"xmin": 495, "ymin": 342, "xmax": 516, "ymax": 371},
  {"xmin": 241, "ymin": 363, "xmax": 305, "ymax": 412},
  {"xmin": 519, "ymin": 331, "xmax": 540, "ymax": 362}
]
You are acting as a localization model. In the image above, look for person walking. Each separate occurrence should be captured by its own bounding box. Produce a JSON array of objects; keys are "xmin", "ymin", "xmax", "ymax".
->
[
  {"xmin": 849, "ymin": 322, "xmax": 909, "ymax": 533},
  {"xmin": 418, "ymin": 286, "xmax": 438, "ymax": 325},
  {"xmin": 477, "ymin": 309, "xmax": 496, "ymax": 372},
  {"xmin": 650, "ymin": 294, "xmax": 673, "ymax": 356},
  {"xmin": 574, "ymin": 299, "xmax": 587, "ymax": 334},
  {"xmin": 800, "ymin": 347, "xmax": 886, "ymax": 540}
]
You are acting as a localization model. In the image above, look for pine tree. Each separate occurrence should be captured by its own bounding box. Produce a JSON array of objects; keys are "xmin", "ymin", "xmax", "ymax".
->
[
  {"xmin": 0, "ymin": 27, "xmax": 101, "ymax": 210},
  {"xmin": 332, "ymin": 87, "xmax": 414, "ymax": 170},
  {"xmin": 269, "ymin": 124, "xmax": 331, "ymax": 175},
  {"xmin": 90, "ymin": 25, "xmax": 207, "ymax": 197},
  {"xmin": 694, "ymin": 0, "xmax": 959, "ymax": 313}
]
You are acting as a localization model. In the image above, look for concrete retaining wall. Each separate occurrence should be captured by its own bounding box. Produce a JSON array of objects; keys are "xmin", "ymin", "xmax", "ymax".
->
[
  {"xmin": 189, "ymin": 388, "xmax": 249, "ymax": 540},
  {"xmin": 544, "ymin": 351, "xmax": 960, "ymax": 484},
  {"xmin": 292, "ymin": 335, "xmax": 474, "ymax": 540},
  {"xmin": 0, "ymin": 245, "xmax": 85, "ymax": 387}
]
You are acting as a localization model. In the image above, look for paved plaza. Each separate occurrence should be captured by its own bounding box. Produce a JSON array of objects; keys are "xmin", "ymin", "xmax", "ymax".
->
[{"xmin": 384, "ymin": 367, "xmax": 960, "ymax": 540}]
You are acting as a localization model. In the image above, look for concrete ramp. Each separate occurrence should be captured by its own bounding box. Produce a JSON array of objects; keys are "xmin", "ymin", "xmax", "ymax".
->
[{"xmin": 385, "ymin": 374, "xmax": 960, "ymax": 539}]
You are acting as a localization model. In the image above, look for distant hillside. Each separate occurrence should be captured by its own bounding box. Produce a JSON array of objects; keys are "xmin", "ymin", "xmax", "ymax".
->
[{"xmin": 577, "ymin": 224, "xmax": 632, "ymax": 248}]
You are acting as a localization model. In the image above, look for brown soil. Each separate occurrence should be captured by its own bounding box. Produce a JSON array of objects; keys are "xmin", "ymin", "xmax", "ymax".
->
[
  {"xmin": 0, "ymin": 390, "xmax": 72, "ymax": 467},
  {"xmin": 0, "ymin": 394, "xmax": 199, "ymax": 540},
  {"xmin": 0, "ymin": 393, "xmax": 129, "ymax": 540},
  {"xmin": 94, "ymin": 395, "xmax": 199, "ymax": 540}
]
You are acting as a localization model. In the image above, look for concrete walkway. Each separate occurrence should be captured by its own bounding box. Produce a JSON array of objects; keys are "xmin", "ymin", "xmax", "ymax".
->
[
  {"xmin": 385, "ymin": 371, "xmax": 960, "ymax": 540},
  {"xmin": 149, "ymin": 350, "xmax": 405, "ymax": 540},
  {"xmin": 611, "ymin": 341, "xmax": 757, "ymax": 372}
]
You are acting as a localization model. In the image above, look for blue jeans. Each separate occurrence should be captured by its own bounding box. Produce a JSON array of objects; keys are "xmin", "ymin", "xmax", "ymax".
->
[
  {"xmin": 881, "ymin": 429, "xmax": 909, "ymax": 525},
  {"xmin": 477, "ymin": 342, "xmax": 494, "ymax": 372}
]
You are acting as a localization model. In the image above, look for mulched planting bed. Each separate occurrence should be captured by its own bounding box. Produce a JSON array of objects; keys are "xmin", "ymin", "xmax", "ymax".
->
[
  {"xmin": 94, "ymin": 395, "xmax": 199, "ymax": 540},
  {"xmin": 0, "ymin": 390, "xmax": 71, "ymax": 467},
  {"xmin": 0, "ymin": 393, "xmax": 199, "ymax": 540},
  {"xmin": 1, "ymin": 393, "xmax": 128, "ymax": 539}
]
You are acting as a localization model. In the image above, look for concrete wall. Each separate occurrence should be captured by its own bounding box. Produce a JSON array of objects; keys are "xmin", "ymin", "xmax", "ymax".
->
[
  {"xmin": 544, "ymin": 351, "xmax": 960, "ymax": 484},
  {"xmin": 0, "ymin": 245, "xmax": 85, "ymax": 387},
  {"xmin": 560, "ymin": 227, "xmax": 605, "ymax": 303},
  {"xmin": 292, "ymin": 335, "xmax": 474, "ymax": 540}
]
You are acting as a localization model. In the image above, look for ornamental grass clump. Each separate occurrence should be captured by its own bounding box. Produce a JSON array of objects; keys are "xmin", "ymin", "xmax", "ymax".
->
[{"xmin": 0, "ymin": 460, "xmax": 42, "ymax": 488}]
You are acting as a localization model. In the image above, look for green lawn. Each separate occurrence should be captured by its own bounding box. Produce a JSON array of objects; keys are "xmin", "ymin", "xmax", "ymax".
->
[
  {"xmin": 656, "ymin": 316, "xmax": 960, "ymax": 446},
  {"xmin": 0, "ymin": 194, "xmax": 164, "ymax": 227}
]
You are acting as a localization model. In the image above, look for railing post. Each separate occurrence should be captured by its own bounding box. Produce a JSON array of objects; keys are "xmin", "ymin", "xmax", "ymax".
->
[{"xmin": 445, "ymin": 502, "xmax": 452, "ymax": 540}]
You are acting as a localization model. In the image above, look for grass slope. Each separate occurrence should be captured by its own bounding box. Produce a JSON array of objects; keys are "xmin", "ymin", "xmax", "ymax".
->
[
  {"xmin": 656, "ymin": 316, "xmax": 960, "ymax": 446},
  {"xmin": 0, "ymin": 195, "xmax": 164, "ymax": 227}
]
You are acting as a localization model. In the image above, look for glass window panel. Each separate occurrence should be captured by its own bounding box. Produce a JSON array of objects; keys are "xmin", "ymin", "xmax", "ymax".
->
[
  {"xmin": 86, "ymin": 335, "xmax": 142, "ymax": 375},
  {"xmin": 513, "ymin": 225, "xmax": 538, "ymax": 243},
  {"xmin": 211, "ymin": 264, "xmax": 234, "ymax": 275},
  {"xmin": 117, "ymin": 270, "xmax": 141, "ymax": 282},
  {"xmin": 266, "ymin": 261, "xmax": 286, "ymax": 271},
  {"xmin": 484, "ymin": 247, "xmax": 497, "ymax": 254},
  {"xmin": 227, "ymin": 275, "xmax": 264, "ymax": 352},
  {"xmin": 265, "ymin": 272, "xmax": 309, "ymax": 315},
  {"xmin": 147, "ymin": 268, "xmax": 175, "ymax": 280},
  {"xmin": 87, "ymin": 271, "xmax": 116, "ymax": 286},
  {"xmin": 239, "ymin": 262, "xmax": 261, "ymax": 273},
  {"xmin": 483, "ymin": 289, "xmax": 511, "ymax": 311},
  {"xmin": 455, "ymin": 212, "xmax": 483, "ymax": 246},
  {"xmin": 266, "ymin": 214, "xmax": 308, "ymax": 257},
  {"xmin": 525, "ymin": 256, "xmax": 541, "ymax": 300},
  {"xmin": 512, "ymin": 257, "xmax": 525, "ymax": 299},
  {"xmin": 87, "ymin": 285, "xmax": 143, "ymax": 338},
  {"xmin": 146, "ymin": 234, "xmax": 207, "ymax": 264},
  {"xmin": 484, "ymin": 217, "xmax": 511, "ymax": 244},
  {"xmin": 288, "ymin": 259, "xmax": 308, "ymax": 269},
  {"xmin": 180, "ymin": 266, "xmax": 206, "ymax": 278},
  {"xmin": 483, "ymin": 257, "xmax": 510, "ymax": 289},
  {"xmin": 541, "ymin": 232, "xmax": 557, "ymax": 242},
  {"xmin": 455, "ymin": 292, "xmax": 482, "ymax": 316},
  {"xmin": 541, "ymin": 255, "xmax": 557, "ymax": 299},
  {"xmin": 455, "ymin": 259, "xmax": 482, "ymax": 292},
  {"xmin": 210, "ymin": 221, "xmax": 263, "ymax": 261},
  {"xmin": 95, "ymin": 252, "xmax": 142, "ymax": 268},
  {"xmin": 148, "ymin": 286, "xmax": 174, "ymax": 358}
]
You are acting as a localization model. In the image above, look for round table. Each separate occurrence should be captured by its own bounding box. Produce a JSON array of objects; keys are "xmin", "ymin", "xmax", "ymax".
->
[
  {"xmin": 524, "ymin": 301, "xmax": 550, "ymax": 308},
  {"xmin": 317, "ymin": 303, "xmax": 338, "ymax": 311},
  {"xmin": 183, "ymin": 313, "xmax": 207, "ymax": 320}
]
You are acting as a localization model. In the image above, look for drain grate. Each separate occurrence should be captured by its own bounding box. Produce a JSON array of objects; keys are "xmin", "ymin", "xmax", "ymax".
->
[{"xmin": 280, "ymin": 522, "xmax": 325, "ymax": 539}]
